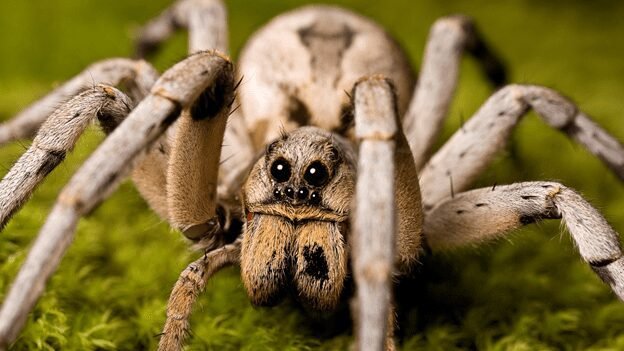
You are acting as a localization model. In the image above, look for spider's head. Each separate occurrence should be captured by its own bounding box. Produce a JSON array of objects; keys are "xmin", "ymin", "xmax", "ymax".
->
[{"xmin": 240, "ymin": 127, "xmax": 355, "ymax": 311}]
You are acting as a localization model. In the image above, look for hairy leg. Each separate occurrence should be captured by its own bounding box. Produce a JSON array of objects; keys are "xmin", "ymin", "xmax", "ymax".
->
[
  {"xmin": 0, "ymin": 56, "xmax": 170, "ymax": 220},
  {"xmin": 165, "ymin": 72, "xmax": 235, "ymax": 243},
  {"xmin": 403, "ymin": 15, "xmax": 506, "ymax": 169},
  {"xmin": 158, "ymin": 238, "xmax": 241, "ymax": 351},
  {"xmin": 419, "ymin": 84, "xmax": 624, "ymax": 210},
  {"xmin": 133, "ymin": 0, "xmax": 252, "ymax": 220},
  {"xmin": 0, "ymin": 59, "xmax": 157, "ymax": 146},
  {"xmin": 424, "ymin": 181, "xmax": 624, "ymax": 299},
  {"xmin": 155, "ymin": 0, "xmax": 237, "ymax": 244},
  {"xmin": 352, "ymin": 77, "xmax": 423, "ymax": 350},
  {"xmin": 0, "ymin": 85, "xmax": 132, "ymax": 230},
  {"xmin": 0, "ymin": 52, "xmax": 234, "ymax": 349},
  {"xmin": 135, "ymin": 0, "xmax": 228, "ymax": 56}
]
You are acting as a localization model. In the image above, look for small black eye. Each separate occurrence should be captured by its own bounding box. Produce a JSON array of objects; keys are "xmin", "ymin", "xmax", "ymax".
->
[
  {"xmin": 304, "ymin": 161, "xmax": 329, "ymax": 187},
  {"xmin": 270, "ymin": 158, "xmax": 291, "ymax": 183}
]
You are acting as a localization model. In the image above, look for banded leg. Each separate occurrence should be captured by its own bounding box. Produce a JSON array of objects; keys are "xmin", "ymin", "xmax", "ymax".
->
[
  {"xmin": 158, "ymin": 238, "xmax": 241, "ymax": 351},
  {"xmin": 423, "ymin": 181, "xmax": 624, "ymax": 300},
  {"xmin": 352, "ymin": 77, "xmax": 424, "ymax": 350},
  {"xmin": 419, "ymin": 84, "xmax": 624, "ymax": 210},
  {"xmin": 138, "ymin": 0, "xmax": 253, "ymax": 241},
  {"xmin": 136, "ymin": 0, "xmax": 228, "ymax": 55},
  {"xmin": 0, "ymin": 58, "xmax": 158, "ymax": 146},
  {"xmin": 0, "ymin": 52, "xmax": 234, "ymax": 349},
  {"xmin": 0, "ymin": 85, "xmax": 132, "ymax": 230},
  {"xmin": 403, "ymin": 15, "xmax": 507, "ymax": 169}
]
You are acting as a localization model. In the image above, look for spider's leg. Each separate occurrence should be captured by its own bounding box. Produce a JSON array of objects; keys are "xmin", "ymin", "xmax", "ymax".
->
[
  {"xmin": 136, "ymin": 0, "xmax": 227, "ymax": 56},
  {"xmin": 166, "ymin": 79, "xmax": 237, "ymax": 246},
  {"xmin": 419, "ymin": 84, "xmax": 624, "ymax": 210},
  {"xmin": 152, "ymin": 0, "xmax": 252, "ymax": 245},
  {"xmin": 423, "ymin": 181, "xmax": 624, "ymax": 300},
  {"xmin": 0, "ymin": 86, "xmax": 132, "ymax": 230},
  {"xmin": 352, "ymin": 77, "xmax": 396, "ymax": 351},
  {"xmin": 352, "ymin": 77, "xmax": 423, "ymax": 351},
  {"xmin": 404, "ymin": 16, "xmax": 506, "ymax": 169},
  {"xmin": 0, "ymin": 59, "xmax": 157, "ymax": 146},
  {"xmin": 138, "ymin": 0, "xmax": 254, "ymax": 206},
  {"xmin": 158, "ymin": 238, "xmax": 241, "ymax": 351},
  {"xmin": 0, "ymin": 52, "xmax": 234, "ymax": 349}
]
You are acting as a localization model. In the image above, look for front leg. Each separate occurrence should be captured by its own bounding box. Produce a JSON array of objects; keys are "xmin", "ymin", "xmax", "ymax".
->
[
  {"xmin": 352, "ymin": 76, "xmax": 397, "ymax": 351},
  {"xmin": 166, "ymin": 64, "xmax": 235, "ymax": 247},
  {"xmin": 352, "ymin": 77, "xmax": 424, "ymax": 350},
  {"xmin": 0, "ymin": 52, "xmax": 234, "ymax": 349}
]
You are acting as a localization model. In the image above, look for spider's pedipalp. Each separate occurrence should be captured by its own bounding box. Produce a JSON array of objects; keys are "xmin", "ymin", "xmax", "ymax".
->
[
  {"xmin": 424, "ymin": 181, "xmax": 624, "ymax": 300},
  {"xmin": 403, "ymin": 15, "xmax": 507, "ymax": 169},
  {"xmin": 0, "ymin": 85, "xmax": 133, "ymax": 230},
  {"xmin": 0, "ymin": 58, "xmax": 158, "ymax": 146},
  {"xmin": 0, "ymin": 52, "xmax": 234, "ymax": 349},
  {"xmin": 419, "ymin": 84, "xmax": 624, "ymax": 210},
  {"xmin": 135, "ymin": 0, "xmax": 227, "ymax": 56},
  {"xmin": 158, "ymin": 238, "xmax": 241, "ymax": 351}
]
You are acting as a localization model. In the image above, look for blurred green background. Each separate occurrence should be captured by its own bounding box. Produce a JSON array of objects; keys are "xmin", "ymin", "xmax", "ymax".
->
[{"xmin": 1, "ymin": 0, "xmax": 624, "ymax": 350}]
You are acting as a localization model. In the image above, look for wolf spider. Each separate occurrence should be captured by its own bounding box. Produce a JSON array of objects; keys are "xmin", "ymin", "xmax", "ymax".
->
[{"xmin": 1, "ymin": 0, "xmax": 624, "ymax": 350}]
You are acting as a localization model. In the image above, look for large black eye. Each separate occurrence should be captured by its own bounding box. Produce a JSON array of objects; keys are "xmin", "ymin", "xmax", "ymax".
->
[
  {"xmin": 304, "ymin": 161, "xmax": 329, "ymax": 187},
  {"xmin": 270, "ymin": 158, "xmax": 291, "ymax": 183}
]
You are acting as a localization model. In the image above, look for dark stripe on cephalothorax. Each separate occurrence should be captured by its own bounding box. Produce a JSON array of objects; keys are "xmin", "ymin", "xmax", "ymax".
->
[{"xmin": 297, "ymin": 21, "xmax": 356, "ymax": 86}]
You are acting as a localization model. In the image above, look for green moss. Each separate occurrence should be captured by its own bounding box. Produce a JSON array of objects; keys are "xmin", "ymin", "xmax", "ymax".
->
[{"xmin": 1, "ymin": 0, "xmax": 624, "ymax": 350}]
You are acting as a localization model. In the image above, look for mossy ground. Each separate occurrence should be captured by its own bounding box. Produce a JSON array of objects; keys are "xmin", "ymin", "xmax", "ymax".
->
[{"xmin": 1, "ymin": 0, "xmax": 624, "ymax": 350}]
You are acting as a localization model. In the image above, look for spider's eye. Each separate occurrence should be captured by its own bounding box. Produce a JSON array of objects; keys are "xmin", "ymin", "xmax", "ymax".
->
[
  {"xmin": 270, "ymin": 158, "xmax": 291, "ymax": 183},
  {"xmin": 304, "ymin": 161, "xmax": 329, "ymax": 187}
]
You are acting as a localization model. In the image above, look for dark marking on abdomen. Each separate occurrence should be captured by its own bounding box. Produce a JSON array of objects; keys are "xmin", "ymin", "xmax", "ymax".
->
[
  {"xmin": 288, "ymin": 96, "xmax": 312, "ymax": 127},
  {"xmin": 297, "ymin": 20, "xmax": 356, "ymax": 86}
]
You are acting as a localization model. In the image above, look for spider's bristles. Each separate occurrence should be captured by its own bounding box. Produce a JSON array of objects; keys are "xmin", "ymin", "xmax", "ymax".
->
[
  {"xmin": 233, "ymin": 75, "xmax": 244, "ymax": 91},
  {"xmin": 227, "ymin": 103, "xmax": 241, "ymax": 118},
  {"xmin": 449, "ymin": 173, "xmax": 455, "ymax": 199},
  {"xmin": 0, "ymin": 85, "xmax": 133, "ymax": 231},
  {"xmin": 419, "ymin": 84, "xmax": 624, "ymax": 210},
  {"xmin": 0, "ymin": 58, "xmax": 158, "ymax": 147}
]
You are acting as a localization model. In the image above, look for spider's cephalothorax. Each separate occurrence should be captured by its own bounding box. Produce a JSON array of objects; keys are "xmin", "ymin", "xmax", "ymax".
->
[{"xmin": 241, "ymin": 127, "xmax": 356, "ymax": 310}]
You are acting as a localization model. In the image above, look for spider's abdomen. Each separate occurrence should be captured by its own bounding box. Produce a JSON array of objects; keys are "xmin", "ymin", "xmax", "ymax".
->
[{"xmin": 237, "ymin": 5, "xmax": 415, "ymax": 148}]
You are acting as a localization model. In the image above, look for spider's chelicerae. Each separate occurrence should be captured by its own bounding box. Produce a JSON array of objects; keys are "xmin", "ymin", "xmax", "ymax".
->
[{"xmin": 1, "ymin": 0, "xmax": 624, "ymax": 350}]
